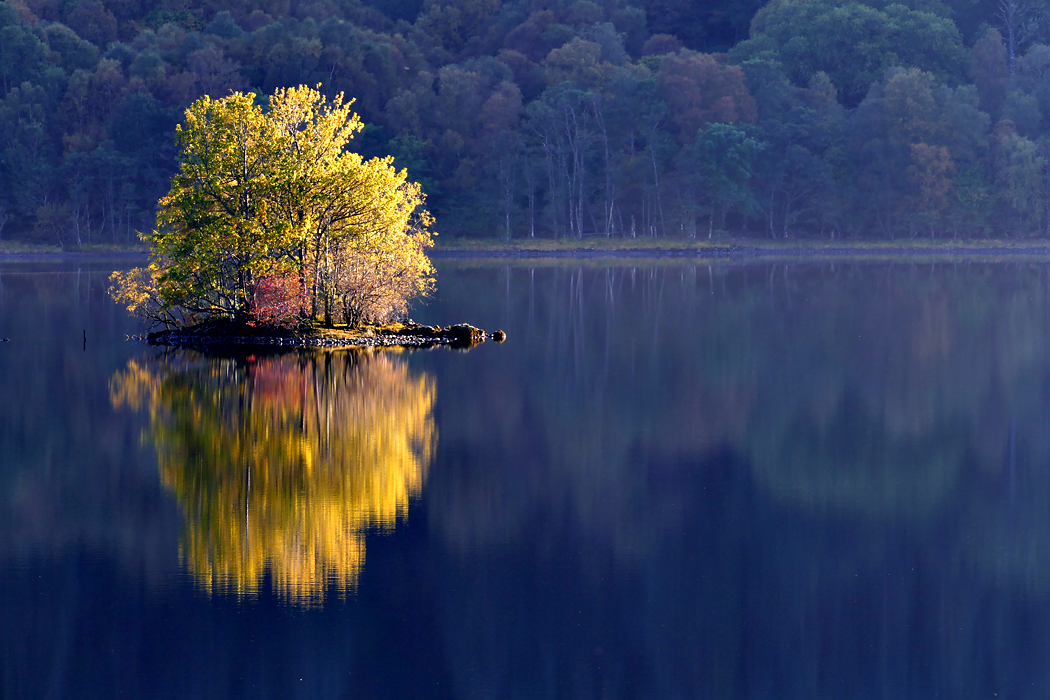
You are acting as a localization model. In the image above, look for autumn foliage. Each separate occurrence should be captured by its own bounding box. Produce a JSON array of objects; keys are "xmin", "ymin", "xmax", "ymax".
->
[
  {"xmin": 656, "ymin": 52, "xmax": 757, "ymax": 145},
  {"xmin": 110, "ymin": 85, "xmax": 435, "ymax": 329},
  {"xmin": 250, "ymin": 272, "xmax": 307, "ymax": 328}
]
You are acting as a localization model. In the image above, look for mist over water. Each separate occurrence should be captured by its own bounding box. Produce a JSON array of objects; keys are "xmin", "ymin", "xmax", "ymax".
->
[{"xmin": 4, "ymin": 259, "xmax": 1050, "ymax": 698}]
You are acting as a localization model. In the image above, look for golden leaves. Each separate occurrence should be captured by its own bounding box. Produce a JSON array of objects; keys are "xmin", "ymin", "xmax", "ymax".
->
[{"xmin": 122, "ymin": 84, "xmax": 435, "ymax": 326}]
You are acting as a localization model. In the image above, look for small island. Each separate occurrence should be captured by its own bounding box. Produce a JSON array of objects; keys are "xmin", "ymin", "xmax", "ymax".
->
[
  {"xmin": 146, "ymin": 320, "xmax": 501, "ymax": 349},
  {"xmin": 110, "ymin": 85, "xmax": 495, "ymax": 349}
]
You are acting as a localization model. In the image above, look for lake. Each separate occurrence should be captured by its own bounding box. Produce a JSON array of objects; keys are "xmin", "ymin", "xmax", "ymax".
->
[{"xmin": 3, "ymin": 258, "xmax": 1050, "ymax": 699}]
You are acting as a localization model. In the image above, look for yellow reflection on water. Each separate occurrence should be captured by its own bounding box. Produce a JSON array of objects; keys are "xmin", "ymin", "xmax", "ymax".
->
[{"xmin": 111, "ymin": 349, "xmax": 436, "ymax": 604}]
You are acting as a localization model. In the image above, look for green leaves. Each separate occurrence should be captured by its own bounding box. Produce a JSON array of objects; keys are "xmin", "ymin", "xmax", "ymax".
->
[
  {"xmin": 737, "ymin": 0, "xmax": 968, "ymax": 107},
  {"xmin": 688, "ymin": 123, "xmax": 765, "ymax": 235}
]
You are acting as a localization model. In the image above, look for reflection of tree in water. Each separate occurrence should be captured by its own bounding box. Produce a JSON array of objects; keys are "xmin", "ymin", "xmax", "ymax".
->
[{"xmin": 111, "ymin": 350, "xmax": 435, "ymax": 603}]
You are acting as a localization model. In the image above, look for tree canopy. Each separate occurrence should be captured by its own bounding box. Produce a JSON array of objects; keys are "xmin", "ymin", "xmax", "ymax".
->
[
  {"xmin": 111, "ymin": 85, "xmax": 435, "ymax": 328},
  {"xmin": 735, "ymin": 0, "xmax": 968, "ymax": 107},
  {"xmin": 8, "ymin": 0, "xmax": 1050, "ymax": 240}
]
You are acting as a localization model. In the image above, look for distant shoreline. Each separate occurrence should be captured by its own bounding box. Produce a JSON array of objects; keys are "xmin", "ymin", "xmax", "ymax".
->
[
  {"xmin": 430, "ymin": 245, "xmax": 1050, "ymax": 259},
  {"xmin": 7, "ymin": 240, "xmax": 1050, "ymax": 261},
  {"xmin": 0, "ymin": 249, "xmax": 149, "ymax": 261}
]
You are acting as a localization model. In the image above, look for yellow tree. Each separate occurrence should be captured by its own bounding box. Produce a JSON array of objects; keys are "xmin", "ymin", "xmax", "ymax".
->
[
  {"xmin": 266, "ymin": 86, "xmax": 434, "ymax": 325},
  {"xmin": 152, "ymin": 92, "xmax": 287, "ymax": 320},
  {"xmin": 326, "ymin": 156, "xmax": 435, "ymax": 326},
  {"xmin": 111, "ymin": 85, "xmax": 434, "ymax": 328},
  {"xmin": 267, "ymin": 86, "xmax": 367, "ymax": 322}
]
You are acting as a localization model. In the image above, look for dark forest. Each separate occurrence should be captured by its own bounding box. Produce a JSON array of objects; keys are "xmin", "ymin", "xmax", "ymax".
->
[{"xmin": 0, "ymin": 0, "xmax": 1044, "ymax": 242}]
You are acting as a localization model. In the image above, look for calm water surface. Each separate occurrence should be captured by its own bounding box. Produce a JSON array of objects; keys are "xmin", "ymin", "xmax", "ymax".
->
[{"xmin": 3, "ymin": 259, "xmax": 1050, "ymax": 699}]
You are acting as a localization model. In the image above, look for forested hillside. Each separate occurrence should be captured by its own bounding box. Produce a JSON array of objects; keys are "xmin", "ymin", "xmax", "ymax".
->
[{"xmin": 4, "ymin": 0, "xmax": 1049, "ymax": 242}]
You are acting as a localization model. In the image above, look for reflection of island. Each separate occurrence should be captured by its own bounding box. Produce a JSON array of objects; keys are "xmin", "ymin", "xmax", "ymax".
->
[{"xmin": 111, "ymin": 349, "xmax": 436, "ymax": 603}]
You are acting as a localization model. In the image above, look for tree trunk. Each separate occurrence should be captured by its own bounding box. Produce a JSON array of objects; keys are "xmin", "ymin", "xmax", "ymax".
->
[
  {"xmin": 525, "ymin": 157, "xmax": 536, "ymax": 238},
  {"xmin": 650, "ymin": 143, "xmax": 664, "ymax": 237}
]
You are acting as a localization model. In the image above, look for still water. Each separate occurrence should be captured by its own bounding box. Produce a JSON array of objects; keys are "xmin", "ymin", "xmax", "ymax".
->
[{"xmin": 2, "ymin": 258, "xmax": 1050, "ymax": 698}]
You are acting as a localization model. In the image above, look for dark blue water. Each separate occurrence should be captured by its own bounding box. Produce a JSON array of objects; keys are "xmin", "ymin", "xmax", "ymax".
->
[{"xmin": 3, "ymin": 259, "xmax": 1050, "ymax": 699}]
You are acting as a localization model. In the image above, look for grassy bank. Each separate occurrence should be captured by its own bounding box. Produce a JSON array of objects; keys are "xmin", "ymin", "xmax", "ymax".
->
[{"xmin": 0, "ymin": 241, "xmax": 149, "ymax": 255}]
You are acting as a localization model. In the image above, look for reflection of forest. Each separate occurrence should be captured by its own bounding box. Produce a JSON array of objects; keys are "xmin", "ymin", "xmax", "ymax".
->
[
  {"xmin": 433, "ymin": 263, "xmax": 1050, "ymax": 561},
  {"xmin": 425, "ymin": 262, "xmax": 1050, "ymax": 698},
  {"xmin": 111, "ymin": 350, "xmax": 436, "ymax": 603}
]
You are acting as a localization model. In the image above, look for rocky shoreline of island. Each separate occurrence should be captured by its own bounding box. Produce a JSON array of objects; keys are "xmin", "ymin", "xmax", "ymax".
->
[{"xmin": 145, "ymin": 321, "xmax": 505, "ymax": 350}]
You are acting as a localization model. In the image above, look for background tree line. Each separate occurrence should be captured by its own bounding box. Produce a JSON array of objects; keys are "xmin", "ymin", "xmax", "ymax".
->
[{"xmin": 6, "ymin": 0, "xmax": 1050, "ymax": 241}]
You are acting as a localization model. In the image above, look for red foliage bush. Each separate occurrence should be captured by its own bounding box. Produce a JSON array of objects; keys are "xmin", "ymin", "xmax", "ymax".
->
[{"xmin": 250, "ymin": 273, "xmax": 306, "ymax": 327}]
